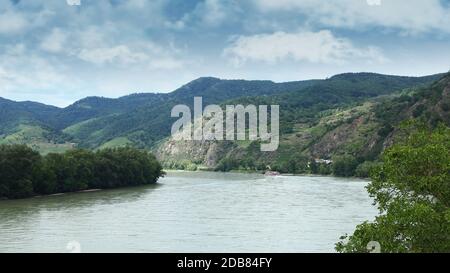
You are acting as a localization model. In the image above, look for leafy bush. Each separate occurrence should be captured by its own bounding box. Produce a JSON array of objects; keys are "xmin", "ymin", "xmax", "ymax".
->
[
  {"xmin": 332, "ymin": 155, "xmax": 359, "ymax": 177},
  {"xmin": 355, "ymin": 161, "xmax": 381, "ymax": 178},
  {"xmin": 337, "ymin": 123, "xmax": 450, "ymax": 253}
]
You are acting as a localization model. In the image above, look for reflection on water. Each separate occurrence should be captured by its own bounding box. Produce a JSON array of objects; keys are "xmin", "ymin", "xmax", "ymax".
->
[{"xmin": 0, "ymin": 171, "xmax": 377, "ymax": 253}]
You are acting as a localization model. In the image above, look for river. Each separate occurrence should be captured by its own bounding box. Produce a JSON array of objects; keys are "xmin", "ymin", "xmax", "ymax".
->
[{"xmin": 0, "ymin": 171, "xmax": 377, "ymax": 253}]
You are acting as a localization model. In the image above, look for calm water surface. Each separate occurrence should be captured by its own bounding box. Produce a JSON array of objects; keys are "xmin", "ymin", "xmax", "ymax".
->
[{"xmin": 0, "ymin": 171, "xmax": 377, "ymax": 252}]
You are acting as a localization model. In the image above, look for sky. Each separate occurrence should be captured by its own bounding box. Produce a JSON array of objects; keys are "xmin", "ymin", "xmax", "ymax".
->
[{"xmin": 0, "ymin": 0, "xmax": 449, "ymax": 107}]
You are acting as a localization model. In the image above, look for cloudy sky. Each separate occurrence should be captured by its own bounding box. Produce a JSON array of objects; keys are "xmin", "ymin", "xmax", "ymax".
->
[{"xmin": 0, "ymin": 0, "xmax": 450, "ymax": 107}]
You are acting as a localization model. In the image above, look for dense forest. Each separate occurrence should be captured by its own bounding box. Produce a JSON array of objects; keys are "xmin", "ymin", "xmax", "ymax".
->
[{"xmin": 0, "ymin": 145, "xmax": 163, "ymax": 200}]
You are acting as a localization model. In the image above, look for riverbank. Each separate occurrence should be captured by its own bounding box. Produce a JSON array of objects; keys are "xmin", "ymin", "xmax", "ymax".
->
[
  {"xmin": 163, "ymin": 168, "xmax": 370, "ymax": 179},
  {"xmin": 32, "ymin": 189, "xmax": 102, "ymax": 199}
]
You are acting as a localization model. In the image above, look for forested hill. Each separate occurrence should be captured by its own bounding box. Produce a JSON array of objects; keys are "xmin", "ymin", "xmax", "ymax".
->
[
  {"xmin": 156, "ymin": 72, "xmax": 450, "ymax": 175},
  {"xmin": 0, "ymin": 72, "xmax": 445, "ymax": 159}
]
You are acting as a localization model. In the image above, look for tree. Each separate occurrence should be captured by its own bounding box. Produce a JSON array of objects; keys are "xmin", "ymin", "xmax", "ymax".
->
[
  {"xmin": 336, "ymin": 122, "xmax": 450, "ymax": 253},
  {"xmin": 0, "ymin": 145, "xmax": 41, "ymax": 199},
  {"xmin": 354, "ymin": 161, "xmax": 381, "ymax": 178},
  {"xmin": 32, "ymin": 160, "xmax": 57, "ymax": 195},
  {"xmin": 332, "ymin": 155, "xmax": 358, "ymax": 177},
  {"xmin": 317, "ymin": 163, "xmax": 332, "ymax": 175},
  {"xmin": 309, "ymin": 159, "xmax": 318, "ymax": 174},
  {"xmin": 281, "ymin": 153, "xmax": 309, "ymax": 174},
  {"xmin": 0, "ymin": 145, "xmax": 164, "ymax": 199}
]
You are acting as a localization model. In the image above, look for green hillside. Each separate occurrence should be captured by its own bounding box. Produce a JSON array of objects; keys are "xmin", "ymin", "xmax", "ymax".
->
[
  {"xmin": 156, "ymin": 72, "xmax": 450, "ymax": 176},
  {"xmin": 58, "ymin": 77, "xmax": 321, "ymax": 148},
  {"xmin": 0, "ymin": 72, "xmax": 446, "ymax": 170}
]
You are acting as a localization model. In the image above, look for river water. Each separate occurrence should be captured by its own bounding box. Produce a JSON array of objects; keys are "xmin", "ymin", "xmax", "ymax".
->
[{"xmin": 0, "ymin": 171, "xmax": 377, "ymax": 253}]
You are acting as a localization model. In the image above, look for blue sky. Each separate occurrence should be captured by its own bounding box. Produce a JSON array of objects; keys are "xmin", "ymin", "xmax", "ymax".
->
[{"xmin": 0, "ymin": 0, "xmax": 449, "ymax": 107}]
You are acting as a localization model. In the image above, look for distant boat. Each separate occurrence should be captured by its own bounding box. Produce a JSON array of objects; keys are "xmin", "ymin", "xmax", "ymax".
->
[{"xmin": 265, "ymin": 171, "xmax": 281, "ymax": 176}]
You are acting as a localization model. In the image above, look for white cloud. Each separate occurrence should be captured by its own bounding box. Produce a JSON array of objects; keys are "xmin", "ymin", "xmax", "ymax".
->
[
  {"xmin": 224, "ymin": 30, "xmax": 388, "ymax": 66},
  {"xmin": 148, "ymin": 58, "xmax": 184, "ymax": 70},
  {"xmin": 0, "ymin": 44, "xmax": 77, "ymax": 106},
  {"xmin": 0, "ymin": 53, "xmax": 66, "ymax": 91},
  {"xmin": 78, "ymin": 45, "xmax": 150, "ymax": 65},
  {"xmin": 201, "ymin": 0, "xmax": 228, "ymax": 26},
  {"xmin": 254, "ymin": 0, "xmax": 450, "ymax": 34},
  {"xmin": 40, "ymin": 28, "xmax": 68, "ymax": 53},
  {"xmin": 122, "ymin": 0, "xmax": 149, "ymax": 9},
  {"xmin": 58, "ymin": 23, "xmax": 184, "ymax": 69},
  {"xmin": 178, "ymin": 0, "xmax": 241, "ymax": 28},
  {"xmin": 76, "ymin": 41, "xmax": 184, "ymax": 70},
  {"xmin": 0, "ymin": 12, "xmax": 28, "ymax": 34},
  {"xmin": 0, "ymin": 0, "xmax": 448, "ymax": 106}
]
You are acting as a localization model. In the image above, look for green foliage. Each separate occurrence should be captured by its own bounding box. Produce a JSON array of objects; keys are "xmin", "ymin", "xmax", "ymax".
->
[
  {"xmin": 413, "ymin": 104, "xmax": 426, "ymax": 118},
  {"xmin": 377, "ymin": 124, "xmax": 394, "ymax": 138},
  {"xmin": 355, "ymin": 161, "xmax": 381, "ymax": 178},
  {"xmin": 316, "ymin": 163, "xmax": 332, "ymax": 175},
  {"xmin": 216, "ymin": 158, "xmax": 241, "ymax": 172},
  {"xmin": 332, "ymin": 155, "xmax": 359, "ymax": 177},
  {"xmin": 337, "ymin": 122, "xmax": 450, "ymax": 253},
  {"xmin": 0, "ymin": 145, "xmax": 163, "ymax": 199},
  {"xmin": 178, "ymin": 160, "xmax": 198, "ymax": 171},
  {"xmin": 275, "ymin": 153, "xmax": 309, "ymax": 174},
  {"xmin": 441, "ymin": 102, "xmax": 450, "ymax": 112},
  {"xmin": 0, "ymin": 145, "xmax": 40, "ymax": 199}
]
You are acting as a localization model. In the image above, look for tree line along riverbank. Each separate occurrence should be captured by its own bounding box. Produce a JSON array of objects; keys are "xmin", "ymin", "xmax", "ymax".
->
[{"xmin": 0, "ymin": 145, "xmax": 164, "ymax": 200}]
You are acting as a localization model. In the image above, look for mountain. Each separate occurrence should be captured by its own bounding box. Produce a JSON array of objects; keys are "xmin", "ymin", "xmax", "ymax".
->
[
  {"xmin": 57, "ymin": 77, "xmax": 320, "ymax": 149},
  {"xmin": 50, "ymin": 93, "xmax": 166, "ymax": 130},
  {"xmin": 168, "ymin": 77, "xmax": 320, "ymax": 104},
  {"xmin": 0, "ymin": 77, "xmax": 318, "ymax": 152},
  {"xmin": 0, "ymin": 98, "xmax": 58, "ymax": 131},
  {"xmin": 0, "ymin": 98, "xmax": 71, "ymax": 154},
  {"xmin": 0, "ymin": 72, "xmax": 446, "ymax": 161},
  {"xmin": 155, "ymin": 72, "xmax": 450, "ymax": 173}
]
